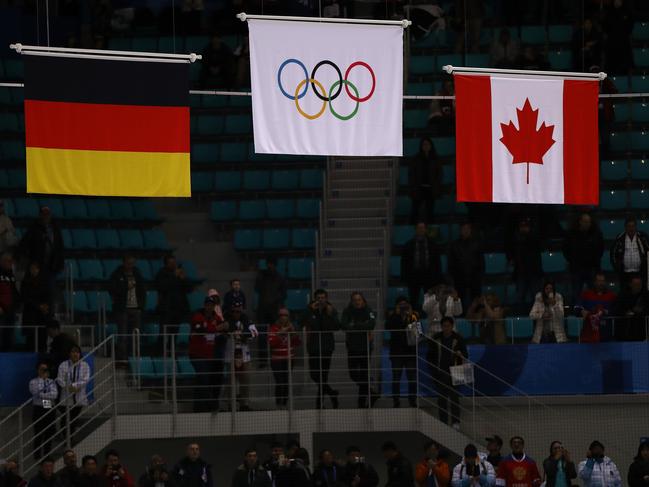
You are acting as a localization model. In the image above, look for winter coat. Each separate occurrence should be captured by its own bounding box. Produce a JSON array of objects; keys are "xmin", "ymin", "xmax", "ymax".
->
[
  {"xmin": 385, "ymin": 454, "xmax": 414, "ymax": 487},
  {"xmin": 578, "ymin": 457, "xmax": 621, "ymax": 487},
  {"xmin": 610, "ymin": 231, "xmax": 649, "ymax": 274},
  {"xmin": 386, "ymin": 310, "xmax": 421, "ymax": 356},
  {"xmin": 255, "ymin": 270, "xmax": 287, "ymax": 311},
  {"xmin": 275, "ymin": 460, "xmax": 312, "ymax": 487},
  {"xmin": 155, "ymin": 268, "xmax": 192, "ymax": 322},
  {"xmin": 422, "ymin": 292, "xmax": 463, "ymax": 336},
  {"xmin": 100, "ymin": 466, "xmax": 134, "ymax": 487},
  {"xmin": 448, "ymin": 237, "xmax": 484, "ymax": 281},
  {"xmin": 505, "ymin": 231, "xmax": 542, "ymax": 279},
  {"xmin": 20, "ymin": 221, "xmax": 64, "ymax": 275},
  {"xmin": 529, "ymin": 292, "xmax": 567, "ymax": 344},
  {"xmin": 340, "ymin": 305, "xmax": 376, "ymax": 355},
  {"xmin": 173, "ymin": 457, "xmax": 213, "ymax": 487},
  {"xmin": 401, "ymin": 237, "xmax": 441, "ymax": 282},
  {"xmin": 627, "ymin": 458, "xmax": 649, "ymax": 487},
  {"xmin": 21, "ymin": 273, "xmax": 51, "ymax": 326},
  {"xmin": 613, "ymin": 290, "xmax": 649, "ymax": 341},
  {"xmin": 542, "ymin": 457, "xmax": 576, "ymax": 487},
  {"xmin": 189, "ymin": 310, "xmax": 226, "ymax": 359},
  {"xmin": 109, "ymin": 266, "xmax": 146, "ymax": 312},
  {"xmin": 562, "ymin": 227, "xmax": 604, "ymax": 273},
  {"xmin": 451, "ymin": 458, "xmax": 495, "ymax": 487},
  {"xmin": 231, "ymin": 464, "xmax": 272, "ymax": 487},
  {"xmin": 56, "ymin": 359, "xmax": 90, "ymax": 407},
  {"xmin": 415, "ymin": 459, "xmax": 450, "ymax": 487},
  {"xmin": 341, "ymin": 461, "xmax": 379, "ymax": 487},
  {"xmin": 27, "ymin": 474, "xmax": 61, "ymax": 487},
  {"xmin": 0, "ymin": 266, "xmax": 19, "ymax": 314},
  {"xmin": 313, "ymin": 464, "xmax": 342, "ymax": 487},
  {"xmin": 55, "ymin": 467, "xmax": 80, "ymax": 487},
  {"xmin": 301, "ymin": 303, "xmax": 339, "ymax": 356},
  {"xmin": 269, "ymin": 323, "xmax": 301, "ymax": 361},
  {"xmin": 427, "ymin": 331, "xmax": 468, "ymax": 372}
]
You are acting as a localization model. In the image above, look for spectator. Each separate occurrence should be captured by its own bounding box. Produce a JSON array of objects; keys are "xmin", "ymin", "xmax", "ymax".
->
[
  {"xmin": 0, "ymin": 199, "xmax": 17, "ymax": 254},
  {"xmin": 27, "ymin": 457, "xmax": 58, "ymax": 487},
  {"xmin": 386, "ymin": 296, "xmax": 420, "ymax": 408},
  {"xmin": 224, "ymin": 279, "xmax": 247, "ymax": 313},
  {"xmin": 263, "ymin": 442, "xmax": 285, "ymax": 486},
  {"xmin": 110, "ymin": 255, "xmax": 146, "ymax": 361},
  {"xmin": 423, "ymin": 285, "xmax": 463, "ymax": 337},
  {"xmin": 340, "ymin": 292, "xmax": 378, "ymax": 408},
  {"xmin": 402, "ymin": 223, "xmax": 442, "ymax": 310},
  {"xmin": 610, "ymin": 218, "xmax": 649, "ymax": 290},
  {"xmin": 224, "ymin": 302, "xmax": 257, "ymax": 411},
  {"xmin": 485, "ymin": 436, "xmax": 503, "ymax": 468},
  {"xmin": 286, "ymin": 441, "xmax": 301, "ymax": 460},
  {"xmin": 140, "ymin": 464, "xmax": 175, "ymax": 487},
  {"xmin": 341, "ymin": 446, "xmax": 379, "ymax": 487},
  {"xmin": 578, "ymin": 441, "xmax": 621, "ymax": 487},
  {"xmin": 543, "ymin": 442, "xmax": 576, "ymax": 487},
  {"xmin": 231, "ymin": 449, "xmax": 270, "ymax": 487},
  {"xmin": 427, "ymin": 317, "xmax": 468, "ymax": 429},
  {"xmin": 428, "ymin": 81, "xmax": 455, "ymax": 136},
  {"xmin": 138, "ymin": 455, "xmax": 165, "ymax": 487},
  {"xmin": 529, "ymin": 282, "xmax": 567, "ymax": 344},
  {"xmin": 313, "ymin": 449, "xmax": 341, "ymax": 487},
  {"xmin": 19, "ymin": 206, "xmax": 64, "ymax": 281},
  {"xmin": 451, "ymin": 444, "xmax": 496, "ymax": 487},
  {"xmin": 276, "ymin": 448, "xmax": 311, "ymax": 487},
  {"xmin": 21, "ymin": 261, "xmax": 52, "ymax": 352},
  {"xmin": 79, "ymin": 456, "xmax": 100, "ymax": 487},
  {"xmin": 627, "ymin": 440, "xmax": 649, "ymax": 487},
  {"xmin": 382, "ymin": 442, "xmax": 414, "ymax": 487},
  {"xmin": 516, "ymin": 46, "xmax": 550, "ymax": 71},
  {"xmin": 415, "ymin": 441, "xmax": 450, "ymax": 487},
  {"xmin": 255, "ymin": 257, "xmax": 287, "ymax": 364},
  {"xmin": 0, "ymin": 252, "xmax": 19, "ymax": 351},
  {"xmin": 189, "ymin": 296, "xmax": 228, "ymax": 413},
  {"xmin": 490, "ymin": 28, "xmax": 520, "ymax": 68},
  {"xmin": 44, "ymin": 321, "xmax": 76, "ymax": 375},
  {"xmin": 506, "ymin": 218, "xmax": 543, "ymax": 313},
  {"xmin": 448, "ymin": 223, "xmax": 484, "ymax": 308},
  {"xmin": 102, "ymin": 450, "xmax": 134, "ymax": 487},
  {"xmin": 572, "ymin": 18, "xmax": 602, "ymax": 72},
  {"xmin": 467, "ymin": 295, "xmax": 506, "ymax": 345},
  {"xmin": 302, "ymin": 289, "xmax": 340, "ymax": 409},
  {"xmin": 56, "ymin": 345, "xmax": 90, "ymax": 438},
  {"xmin": 29, "ymin": 361, "xmax": 58, "ymax": 461},
  {"xmin": 613, "ymin": 275, "xmax": 649, "ymax": 342},
  {"xmin": 576, "ymin": 272, "xmax": 617, "ymax": 343},
  {"xmin": 206, "ymin": 289, "xmax": 224, "ymax": 321},
  {"xmin": 562, "ymin": 213, "xmax": 604, "ymax": 303},
  {"xmin": 201, "ymin": 35, "xmax": 234, "ymax": 89},
  {"xmin": 408, "ymin": 138, "xmax": 442, "ymax": 225},
  {"xmin": 173, "ymin": 443, "xmax": 213, "ymax": 487},
  {"xmin": 155, "ymin": 255, "xmax": 192, "ymax": 329},
  {"xmin": 56, "ymin": 450, "xmax": 80, "ymax": 487},
  {"xmin": 268, "ymin": 308, "xmax": 300, "ymax": 407},
  {"xmin": 603, "ymin": 0, "xmax": 634, "ymax": 75},
  {"xmin": 1, "ymin": 459, "xmax": 27, "ymax": 487},
  {"xmin": 496, "ymin": 437, "xmax": 541, "ymax": 487}
]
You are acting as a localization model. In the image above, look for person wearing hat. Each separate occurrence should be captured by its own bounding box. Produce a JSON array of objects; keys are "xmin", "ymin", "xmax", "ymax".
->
[
  {"xmin": 0, "ymin": 199, "xmax": 17, "ymax": 254},
  {"xmin": 223, "ymin": 300, "xmax": 257, "ymax": 411},
  {"xmin": 485, "ymin": 437, "xmax": 503, "ymax": 468},
  {"xmin": 189, "ymin": 295, "xmax": 228, "ymax": 412},
  {"xmin": 578, "ymin": 441, "xmax": 621, "ymax": 487},
  {"xmin": 19, "ymin": 206, "xmax": 64, "ymax": 282},
  {"xmin": 627, "ymin": 440, "xmax": 649, "ymax": 487},
  {"xmin": 452, "ymin": 444, "xmax": 495, "ymax": 487}
]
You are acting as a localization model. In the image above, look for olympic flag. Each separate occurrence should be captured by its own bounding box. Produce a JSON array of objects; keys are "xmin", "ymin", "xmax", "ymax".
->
[{"xmin": 248, "ymin": 19, "xmax": 403, "ymax": 156}]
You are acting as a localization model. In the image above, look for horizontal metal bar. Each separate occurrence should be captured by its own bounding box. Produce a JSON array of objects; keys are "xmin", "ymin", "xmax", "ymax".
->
[
  {"xmin": 238, "ymin": 12, "xmax": 411, "ymax": 28},
  {"xmin": 20, "ymin": 50, "xmax": 190, "ymax": 64},
  {"xmin": 10, "ymin": 43, "xmax": 201, "ymax": 62},
  {"xmin": 444, "ymin": 64, "xmax": 606, "ymax": 80}
]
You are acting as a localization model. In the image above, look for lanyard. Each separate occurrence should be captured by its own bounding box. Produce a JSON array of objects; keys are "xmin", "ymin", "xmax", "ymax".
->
[{"xmin": 68, "ymin": 361, "xmax": 79, "ymax": 384}]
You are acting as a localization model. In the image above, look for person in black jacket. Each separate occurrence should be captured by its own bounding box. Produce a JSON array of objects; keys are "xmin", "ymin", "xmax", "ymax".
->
[
  {"xmin": 155, "ymin": 255, "xmax": 192, "ymax": 330},
  {"xmin": 138, "ymin": 455, "xmax": 166, "ymax": 487},
  {"xmin": 255, "ymin": 256, "xmax": 287, "ymax": 365},
  {"xmin": 19, "ymin": 206, "xmax": 64, "ymax": 281},
  {"xmin": 426, "ymin": 317, "xmax": 468, "ymax": 428},
  {"xmin": 313, "ymin": 450, "xmax": 341, "ymax": 487},
  {"xmin": 386, "ymin": 297, "xmax": 420, "ymax": 408},
  {"xmin": 276, "ymin": 448, "xmax": 312, "ymax": 487},
  {"xmin": 340, "ymin": 292, "xmax": 378, "ymax": 408},
  {"xmin": 1, "ymin": 459, "xmax": 27, "ymax": 487},
  {"xmin": 232, "ymin": 449, "xmax": 271, "ymax": 487},
  {"xmin": 614, "ymin": 275, "xmax": 649, "ymax": 341},
  {"xmin": 628, "ymin": 440, "xmax": 649, "ymax": 487},
  {"xmin": 110, "ymin": 255, "xmax": 147, "ymax": 361},
  {"xmin": 562, "ymin": 213, "xmax": 604, "ymax": 304},
  {"xmin": 0, "ymin": 251, "xmax": 19, "ymax": 351},
  {"xmin": 55, "ymin": 450, "xmax": 80, "ymax": 487},
  {"xmin": 341, "ymin": 446, "xmax": 379, "ymax": 487},
  {"xmin": 140, "ymin": 464, "xmax": 177, "ymax": 487},
  {"xmin": 610, "ymin": 218, "xmax": 649, "ymax": 290},
  {"xmin": 21, "ymin": 261, "xmax": 52, "ymax": 352},
  {"xmin": 381, "ymin": 442, "xmax": 413, "ymax": 487},
  {"xmin": 543, "ymin": 441, "xmax": 576, "ymax": 487},
  {"xmin": 28, "ymin": 457, "xmax": 60, "ymax": 487},
  {"xmin": 44, "ymin": 321, "xmax": 76, "ymax": 375},
  {"xmin": 401, "ymin": 223, "xmax": 441, "ymax": 310},
  {"xmin": 79, "ymin": 455, "xmax": 102, "ymax": 487},
  {"xmin": 301, "ymin": 289, "xmax": 340, "ymax": 409},
  {"xmin": 448, "ymin": 223, "xmax": 484, "ymax": 309},
  {"xmin": 506, "ymin": 218, "xmax": 543, "ymax": 313},
  {"xmin": 408, "ymin": 137, "xmax": 442, "ymax": 225},
  {"xmin": 173, "ymin": 443, "xmax": 213, "ymax": 487}
]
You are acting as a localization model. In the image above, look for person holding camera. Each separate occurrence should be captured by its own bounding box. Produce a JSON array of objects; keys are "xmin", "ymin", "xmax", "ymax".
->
[
  {"xmin": 452, "ymin": 444, "xmax": 495, "ymax": 487},
  {"xmin": 275, "ymin": 448, "xmax": 312, "ymax": 487},
  {"xmin": 173, "ymin": 443, "xmax": 213, "ymax": 487},
  {"xmin": 529, "ymin": 282, "xmax": 567, "ymax": 344},
  {"xmin": 29, "ymin": 361, "xmax": 58, "ymax": 461},
  {"xmin": 101, "ymin": 450, "xmax": 134, "ymax": 487},
  {"xmin": 416, "ymin": 441, "xmax": 450, "ymax": 487},
  {"xmin": 341, "ymin": 446, "xmax": 378, "ymax": 487},
  {"xmin": 386, "ymin": 297, "xmax": 421, "ymax": 408},
  {"xmin": 263, "ymin": 442, "xmax": 286, "ymax": 487},
  {"xmin": 578, "ymin": 441, "xmax": 621, "ymax": 487},
  {"xmin": 139, "ymin": 455, "xmax": 174, "ymax": 487},
  {"xmin": 301, "ymin": 289, "xmax": 340, "ymax": 409},
  {"xmin": 543, "ymin": 442, "xmax": 576, "ymax": 487},
  {"xmin": 231, "ymin": 449, "xmax": 271, "ymax": 487}
]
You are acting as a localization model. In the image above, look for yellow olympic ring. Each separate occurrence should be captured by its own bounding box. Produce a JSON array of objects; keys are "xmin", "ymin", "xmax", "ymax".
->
[{"xmin": 294, "ymin": 78, "xmax": 327, "ymax": 120}]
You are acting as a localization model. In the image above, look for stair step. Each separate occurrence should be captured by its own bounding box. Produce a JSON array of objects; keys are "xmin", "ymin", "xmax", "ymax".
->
[
  {"xmin": 330, "ymin": 168, "xmax": 392, "ymax": 180},
  {"xmin": 333, "ymin": 159, "xmax": 395, "ymax": 170},
  {"xmin": 321, "ymin": 247, "xmax": 384, "ymax": 259},
  {"xmin": 329, "ymin": 178, "xmax": 392, "ymax": 190},
  {"xmin": 324, "ymin": 227, "xmax": 386, "ymax": 240},
  {"xmin": 327, "ymin": 198, "xmax": 389, "ymax": 210},
  {"xmin": 326, "ymin": 207, "xmax": 386, "ymax": 219},
  {"xmin": 330, "ymin": 188, "xmax": 391, "ymax": 199},
  {"xmin": 323, "ymin": 237, "xmax": 384, "ymax": 248},
  {"xmin": 318, "ymin": 267, "xmax": 381, "ymax": 279},
  {"xmin": 317, "ymin": 277, "xmax": 381, "ymax": 289},
  {"xmin": 326, "ymin": 217, "xmax": 388, "ymax": 229}
]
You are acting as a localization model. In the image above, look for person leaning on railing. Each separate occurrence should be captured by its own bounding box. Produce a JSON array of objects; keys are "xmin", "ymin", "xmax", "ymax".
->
[
  {"xmin": 268, "ymin": 308, "xmax": 300, "ymax": 407},
  {"xmin": 529, "ymin": 282, "xmax": 567, "ymax": 344}
]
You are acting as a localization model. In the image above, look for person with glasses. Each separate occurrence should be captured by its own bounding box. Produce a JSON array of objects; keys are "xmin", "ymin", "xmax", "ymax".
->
[
  {"xmin": 29, "ymin": 361, "xmax": 58, "ymax": 460},
  {"xmin": 543, "ymin": 442, "xmax": 576, "ymax": 487}
]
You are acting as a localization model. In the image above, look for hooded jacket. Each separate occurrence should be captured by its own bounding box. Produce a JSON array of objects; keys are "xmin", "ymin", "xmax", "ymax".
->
[{"xmin": 577, "ymin": 457, "xmax": 621, "ymax": 487}]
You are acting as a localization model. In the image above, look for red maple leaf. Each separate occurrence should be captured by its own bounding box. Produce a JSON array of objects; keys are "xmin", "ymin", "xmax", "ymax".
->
[{"xmin": 500, "ymin": 98, "xmax": 556, "ymax": 184}]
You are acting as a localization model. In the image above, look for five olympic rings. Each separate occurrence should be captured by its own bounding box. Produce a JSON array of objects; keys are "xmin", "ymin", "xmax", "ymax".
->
[{"xmin": 277, "ymin": 58, "xmax": 376, "ymax": 120}]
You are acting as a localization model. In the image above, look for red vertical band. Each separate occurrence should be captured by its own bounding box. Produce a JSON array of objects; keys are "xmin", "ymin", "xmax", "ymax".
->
[
  {"xmin": 563, "ymin": 79, "xmax": 599, "ymax": 205},
  {"xmin": 455, "ymin": 75, "xmax": 493, "ymax": 202}
]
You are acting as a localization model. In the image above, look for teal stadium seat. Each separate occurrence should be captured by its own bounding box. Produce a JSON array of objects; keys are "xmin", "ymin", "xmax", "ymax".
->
[
  {"xmin": 197, "ymin": 115, "xmax": 224, "ymax": 135},
  {"xmin": 399, "ymin": 167, "xmax": 408, "ymax": 186},
  {"xmin": 610, "ymin": 132, "xmax": 630, "ymax": 152},
  {"xmin": 179, "ymin": 260, "xmax": 199, "ymax": 281},
  {"xmin": 185, "ymin": 36, "xmax": 209, "ymax": 53},
  {"xmin": 78, "ymin": 259, "xmax": 103, "ymax": 281},
  {"xmin": 4, "ymin": 59, "xmax": 23, "ymax": 80},
  {"xmin": 266, "ymin": 199, "xmax": 295, "ymax": 220},
  {"xmin": 600, "ymin": 190, "xmax": 627, "ymax": 210},
  {"xmin": 143, "ymin": 229, "xmax": 170, "ymax": 250},
  {"xmin": 95, "ymin": 229, "xmax": 120, "ymax": 249},
  {"xmin": 234, "ymin": 229, "xmax": 262, "ymax": 250},
  {"xmin": 633, "ymin": 22, "xmax": 649, "ymax": 41},
  {"xmin": 633, "ymin": 49, "xmax": 649, "ymax": 68},
  {"xmin": 152, "ymin": 357, "xmax": 175, "ymax": 378},
  {"xmin": 566, "ymin": 316, "xmax": 582, "ymax": 339},
  {"xmin": 220, "ymin": 142, "xmax": 247, "ymax": 162},
  {"xmin": 631, "ymin": 132, "xmax": 649, "ymax": 152},
  {"xmin": 548, "ymin": 51, "xmax": 572, "ymax": 70},
  {"xmin": 263, "ymin": 229, "xmax": 291, "ymax": 249},
  {"xmin": 465, "ymin": 53, "xmax": 490, "ymax": 67},
  {"xmin": 118, "ymin": 229, "xmax": 144, "ymax": 249},
  {"xmin": 296, "ymin": 199, "xmax": 320, "ymax": 219},
  {"xmin": 631, "ymin": 76, "xmax": 649, "ymax": 93},
  {"xmin": 87, "ymin": 291, "xmax": 112, "ymax": 312},
  {"xmin": 434, "ymin": 137, "xmax": 455, "ymax": 157},
  {"xmin": 292, "ymin": 228, "xmax": 315, "ymax": 249},
  {"xmin": 395, "ymin": 196, "xmax": 411, "ymax": 217},
  {"xmin": 192, "ymin": 143, "xmax": 218, "ymax": 164},
  {"xmin": 63, "ymin": 199, "xmax": 88, "ymax": 219},
  {"xmin": 132, "ymin": 201, "xmax": 158, "ymax": 221},
  {"xmin": 61, "ymin": 230, "xmax": 73, "ymax": 249},
  {"xmin": 542, "ymin": 251, "xmax": 566, "ymax": 273},
  {"xmin": 600, "ymin": 253, "xmax": 613, "ymax": 272},
  {"xmin": 86, "ymin": 199, "xmax": 111, "ymax": 220},
  {"xmin": 39, "ymin": 198, "xmax": 63, "ymax": 217},
  {"xmin": 102, "ymin": 259, "xmax": 122, "ymax": 279},
  {"xmin": 406, "ymin": 82, "xmax": 434, "ymax": 96},
  {"xmin": 7, "ymin": 170, "xmax": 25, "ymax": 189},
  {"xmin": 158, "ymin": 36, "xmax": 183, "ymax": 53},
  {"xmin": 287, "ymin": 258, "xmax": 313, "ymax": 280},
  {"xmin": 610, "ymin": 76, "xmax": 629, "ymax": 93},
  {"xmin": 548, "ymin": 25, "xmax": 572, "ymax": 43},
  {"xmin": 249, "ymin": 144, "xmax": 275, "ymax": 162},
  {"xmin": 215, "ymin": 171, "xmax": 241, "ymax": 192},
  {"xmin": 614, "ymin": 102, "xmax": 630, "ymax": 121},
  {"xmin": 507, "ymin": 317, "xmax": 534, "ymax": 339},
  {"xmin": 258, "ymin": 258, "xmax": 287, "ymax": 275},
  {"xmin": 129, "ymin": 357, "xmax": 156, "ymax": 380},
  {"xmin": 600, "ymin": 219, "xmax": 623, "ymax": 240},
  {"xmin": 225, "ymin": 114, "xmax": 252, "ymax": 134},
  {"xmin": 110, "ymin": 200, "xmax": 134, "ymax": 220},
  {"xmin": 387, "ymin": 287, "xmax": 408, "ymax": 307},
  {"xmin": 286, "ymin": 289, "xmax": 310, "ymax": 310},
  {"xmin": 485, "ymin": 253, "xmax": 507, "ymax": 274},
  {"xmin": 145, "ymin": 292, "xmax": 158, "ymax": 313},
  {"xmin": 191, "ymin": 172, "xmax": 214, "ymax": 192},
  {"xmin": 176, "ymin": 324, "xmax": 191, "ymax": 347},
  {"xmin": 410, "ymin": 56, "xmax": 435, "ymax": 75},
  {"xmin": 187, "ymin": 291, "xmax": 204, "ymax": 312},
  {"xmin": 404, "ymin": 138, "xmax": 420, "ymax": 157},
  {"xmin": 630, "ymin": 189, "xmax": 648, "ymax": 209},
  {"xmin": 435, "ymin": 54, "xmax": 462, "ymax": 72},
  {"xmin": 142, "ymin": 322, "xmax": 160, "ymax": 345},
  {"xmin": 107, "ymin": 37, "xmax": 132, "ymax": 50},
  {"xmin": 211, "ymin": 201, "xmax": 237, "ymax": 222},
  {"xmin": 442, "ymin": 165, "xmax": 455, "ymax": 184},
  {"xmin": 73, "ymin": 291, "xmax": 89, "ymax": 313},
  {"xmin": 0, "ymin": 171, "xmax": 9, "ymax": 189},
  {"xmin": 1, "ymin": 141, "xmax": 24, "ymax": 160},
  {"xmin": 177, "ymin": 355, "xmax": 196, "ymax": 379},
  {"xmin": 272, "ymin": 170, "xmax": 300, "ymax": 190},
  {"xmin": 632, "ymin": 103, "xmax": 649, "ymax": 123},
  {"xmin": 299, "ymin": 169, "xmax": 323, "ymax": 189},
  {"xmin": 520, "ymin": 25, "xmax": 546, "ymax": 44},
  {"xmin": 404, "ymin": 110, "xmax": 429, "ymax": 129},
  {"xmin": 390, "ymin": 256, "xmax": 401, "ymax": 278},
  {"xmin": 239, "ymin": 200, "xmax": 266, "ymax": 220},
  {"xmin": 631, "ymin": 159, "xmax": 649, "ymax": 180},
  {"xmin": 600, "ymin": 160, "xmax": 627, "ymax": 181},
  {"xmin": 71, "ymin": 229, "xmax": 97, "ymax": 249},
  {"xmin": 131, "ymin": 37, "xmax": 158, "ymax": 51},
  {"xmin": 243, "ymin": 171, "xmax": 271, "ymax": 191},
  {"xmin": 393, "ymin": 225, "xmax": 415, "ymax": 246},
  {"xmin": 137, "ymin": 260, "xmax": 153, "ymax": 281},
  {"xmin": 455, "ymin": 319, "xmax": 474, "ymax": 339}
]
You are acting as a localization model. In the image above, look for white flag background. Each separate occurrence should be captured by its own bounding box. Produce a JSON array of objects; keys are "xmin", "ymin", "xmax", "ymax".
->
[{"xmin": 248, "ymin": 19, "xmax": 403, "ymax": 156}]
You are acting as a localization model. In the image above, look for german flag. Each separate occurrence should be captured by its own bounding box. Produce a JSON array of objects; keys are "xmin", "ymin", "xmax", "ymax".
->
[{"xmin": 24, "ymin": 55, "xmax": 191, "ymax": 197}]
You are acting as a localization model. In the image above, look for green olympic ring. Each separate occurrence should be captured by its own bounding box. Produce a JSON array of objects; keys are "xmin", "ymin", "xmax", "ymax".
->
[{"xmin": 328, "ymin": 79, "xmax": 360, "ymax": 121}]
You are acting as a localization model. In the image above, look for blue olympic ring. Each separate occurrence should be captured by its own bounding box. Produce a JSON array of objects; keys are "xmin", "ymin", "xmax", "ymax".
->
[{"xmin": 277, "ymin": 59, "xmax": 309, "ymax": 100}]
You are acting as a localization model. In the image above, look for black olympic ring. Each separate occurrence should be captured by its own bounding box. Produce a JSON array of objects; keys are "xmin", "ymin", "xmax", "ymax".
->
[{"xmin": 310, "ymin": 60, "xmax": 343, "ymax": 102}]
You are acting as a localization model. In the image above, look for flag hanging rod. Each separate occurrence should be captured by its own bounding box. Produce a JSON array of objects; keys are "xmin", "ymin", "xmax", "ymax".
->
[
  {"xmin": 1, "ymin": 83, "xmax": 644, "ymax": 98},
  {"xmin": 10, "ymin": 43, "xmax": 202, "ymax": 63},
  {"xmin": 237, "ymin": 12, "xmax": 412, "ymax": 28},
  {"xmin": 444, "ymin": 65, "xmax": 606, "ymax": 80}
]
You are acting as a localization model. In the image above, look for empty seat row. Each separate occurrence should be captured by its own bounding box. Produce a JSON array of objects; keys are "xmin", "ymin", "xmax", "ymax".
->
[
  {"xmin": 610, "ymin": 131, "xmax": 649, "ymax": 152},
  {"xmin": 395, "ymin": 195, "xmax": 467, "ymax": 218},
  {"xmin": 234, "ymin": 228, "xmax": 316, "ymax": 250},
  {"xmin": 211, "ymin": 199, "xmax": 320, "ymax": 222},
  {"xmin": 193, "ymin": 114, "xmax": 252, "ymax": 135},
  {"xmin": 62, "ymin": 228, "xmax": 170, "ymax": 251},
  {"xmin": 257, "ymin": 257, "xmax": 314, "ymax": 280},
  {"xmin": 613, "ymin": 102, "xmax": 649, "ymax": 123},
  {"xmin": 0, "ymin": 113, "xmax": 24, "ymax": 133},
  {"xmin": 128, "ymin": 355, "xmax": 197, "ymax": 380},
  {"xmin": 600, "ymin": 159, "xmax": 649, "ymax": 181},
  {"xmin": 600, "ymin": 189, "xmax": 649, "ymax": 210},
  {"xmin": 3, "ymin": 197, "xmax": 159, "ymax": 221},
  {"xmin": 191, "ymin": 142, "xmax": 325, "ymax": 164},
  {"xmin": 67, "ymin": 258, "xmax": 199, "ymax": 282},
  {"xmin": 192, "ymin": 168, "xmax": 323, "ymax": 192}
]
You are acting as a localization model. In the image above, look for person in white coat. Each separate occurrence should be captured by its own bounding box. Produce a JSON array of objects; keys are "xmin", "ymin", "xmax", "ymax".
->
[
  {"xmin": 56, "ymin": 345, "xmax": 90, "ymax": 437},
  {"xmin": 452, "ymin": 444, "xmax": 496, "ymax": 487},
  {"xmin": 29, "ymin": 360, "xmax": 58, "ymax": 460},
  {"xmin": 577, "ymin": 441, "xmax": 621, "ymax": 487},
  {"xmin": 529, "ymin": 282, "xmax": 567, "ymax": 344},
  {"xmin": 423, "ymin": 285, "xmax": 463, "ymax": 336}
]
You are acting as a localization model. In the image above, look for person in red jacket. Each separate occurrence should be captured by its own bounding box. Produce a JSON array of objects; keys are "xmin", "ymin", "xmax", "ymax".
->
[
  {"xmin": 268, "ymin": 308, "xmax": 301, "ymax": 407},
  {"xmin": 415, "ymin": 441, "xmax": 450, "ymax": 487},
  {"xmin": 102, "ymin": 449, "xmax": 134, "ymax": 487},
  {"xmin": 189, "ymin": 296, "xmax": 228, "ymax": 413},
  {"xmin": 496, "ymin": 437, "xmax": 541, "ymax": 487}
]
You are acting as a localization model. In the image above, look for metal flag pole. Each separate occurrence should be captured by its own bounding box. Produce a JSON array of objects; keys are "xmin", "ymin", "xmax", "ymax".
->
[
  {"xmin": 236, "ymin": 12, "xmax": 412, "ymax": 28},
  {"xmin": 443, "ymin": 64, "xmax": 606, "ymax": 80},
  {"xmin": 10, "ymin": 43, "xmax": 202, "ymax": 63}
]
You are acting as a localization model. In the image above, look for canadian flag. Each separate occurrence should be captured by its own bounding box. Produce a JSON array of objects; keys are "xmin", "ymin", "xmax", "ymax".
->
[{"xmin": 455, "ymin": 74, "xmax": 599, "ymax": 205}]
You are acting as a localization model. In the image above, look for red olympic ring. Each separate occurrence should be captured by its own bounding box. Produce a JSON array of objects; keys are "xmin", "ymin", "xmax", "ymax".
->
[{"xmin": 344, "ymin": 61, "xmax": 376, "ymax": 103}]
